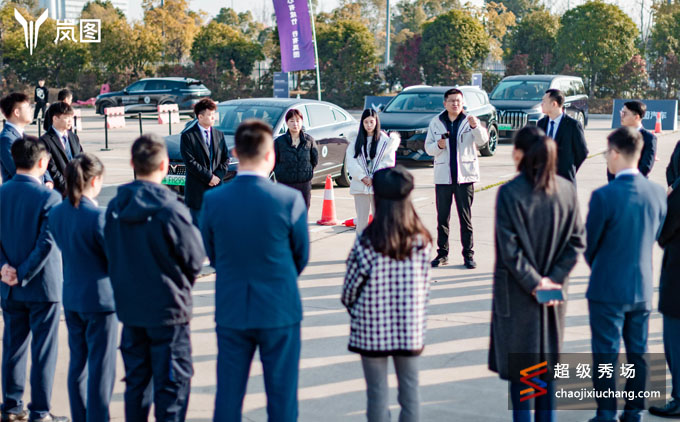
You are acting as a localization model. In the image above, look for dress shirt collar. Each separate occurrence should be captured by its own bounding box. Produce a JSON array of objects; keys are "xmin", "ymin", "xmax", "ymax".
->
[
  {"xmin": 615, "ymin": 168, "xmax": 640, "ymax": 178},
  {"xmin": 237, "ymin": 170, "xmax": 268, "ymax": 178},
  {"xmin": 5, "ymin": 121, "xmax": 24, "ymax": 137}
]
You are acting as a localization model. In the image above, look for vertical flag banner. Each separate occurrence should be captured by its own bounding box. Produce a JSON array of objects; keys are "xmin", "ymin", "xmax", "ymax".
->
[{"xmin": 273, "ymin": 0, "xmax": 316, "ymax": 72}]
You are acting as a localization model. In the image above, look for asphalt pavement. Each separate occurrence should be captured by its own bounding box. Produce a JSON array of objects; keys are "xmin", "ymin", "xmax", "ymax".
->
[{"xmin": 13, "ymin": 109, "xmax": 680, "ymax": 421}]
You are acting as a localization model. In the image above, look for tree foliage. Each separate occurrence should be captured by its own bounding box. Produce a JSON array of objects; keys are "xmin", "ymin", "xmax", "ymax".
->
[
  {"xmin": 191, "ymin": 21, "xmax": 263, "ymax": 76},
  {"xmin": 143, "ymin": 0, "xmax": 203, "ymax": 63},
  {"xmin": 504, "ymin": 9, "xmax": 558, "ymax": 74},
  {"xmin": 492, "ymin": 0, "xmax": 541, "ymax": 21},
  {"xmin": 556, "ymin": 0, "xmax": 638, "ymax": 97},
  {"xmin": 419, "ymin": 9, "xmax": 490, "ymax": 85},
  {"xmin": 312, "ymin": 19, "xmax": 382, "ymax": 107}
]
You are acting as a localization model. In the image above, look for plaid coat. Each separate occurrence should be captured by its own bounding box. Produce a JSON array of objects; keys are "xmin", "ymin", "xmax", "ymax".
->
[{"xmin": 341, "ymin": 236, "xmax": 431, "ymax": 356}]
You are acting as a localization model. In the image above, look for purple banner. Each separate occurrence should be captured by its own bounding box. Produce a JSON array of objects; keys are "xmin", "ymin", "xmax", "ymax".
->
[{"xmin": 273, "ymin": 0, "xmax": 316, "ymax": 72}]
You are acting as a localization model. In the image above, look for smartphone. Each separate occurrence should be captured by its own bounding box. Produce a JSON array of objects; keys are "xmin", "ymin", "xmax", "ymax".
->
[
  {"xmin": 535, "ymin": 289, "xmax": 564, "ymax": 303},
  {"xmin": 440, "ymin": 132, "xmax": 449, "ymax": 140}
]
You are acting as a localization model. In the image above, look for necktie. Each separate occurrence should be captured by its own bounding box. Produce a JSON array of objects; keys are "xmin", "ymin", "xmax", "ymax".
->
[
  {"xmin": 205, "ymin": 129, "xmax": 213, "ymax": 170},
  {"xmin": 62, "ymin": 135, "xmax": 72, "ymax": 160},
  {"xmin": 549, "ymin": 121, "xmax": 555, "ymax": 139}
]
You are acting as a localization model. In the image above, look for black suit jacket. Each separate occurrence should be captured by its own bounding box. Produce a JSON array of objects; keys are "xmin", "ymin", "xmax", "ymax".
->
[
  {"xmin": 606, "ymin": 128, "xmax": 657, "ymax": 182},
  {"xmin": 179, "ymin": 122, "xmax": 229, "ymax": 210},
  {"xmin": 39, "ymin": 127, "xmax": 83, "ymax": 194},
  {"xmin": 667, "ymin": 141, "xmax": 680, "ymax": 189},
  {"xmin": 537, "ymin": 114, "xmax": 589, "ymax": 184}
]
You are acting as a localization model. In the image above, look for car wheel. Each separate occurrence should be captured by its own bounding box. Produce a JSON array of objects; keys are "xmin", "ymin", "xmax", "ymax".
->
[
  {"xmin": 335, "ymin": 157, "xmax": 351, "ymax": 187},
  {"xmin": 97, "ymin": 100, "xmax": 115, "ymax": 115},
  {"xmin": 577, "ymin": 111, "xmax": 586, "ymax": 128},
  {"xmin": 479, "ymin": 124, "xmax": 498, "ymax": 157}
]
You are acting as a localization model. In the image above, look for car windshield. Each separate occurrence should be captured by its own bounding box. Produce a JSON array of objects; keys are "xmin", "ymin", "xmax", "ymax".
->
[
  {"xmin": 216, "ymin": 104, "xmax": 285, "ymax": 135},
  {"xmin": 383, "ymin": 93, "xmax": 444, "ymax": 113},
  {"xmin": 490, "ymin": 81, "xmax": 551, "ymax": 101}
]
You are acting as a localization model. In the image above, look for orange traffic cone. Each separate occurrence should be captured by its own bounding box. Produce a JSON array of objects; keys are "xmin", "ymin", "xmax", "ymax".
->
[
  {"xmin": 342, "ymin": 215, "xmax": 373, "ymax": 227},
  {"xmin": 317, "ymin": 175, "xmax": 337, "ymax": 225},
  {"xmin": 655, "ymin": 112, "xmax": 662, "ymax": 134}
]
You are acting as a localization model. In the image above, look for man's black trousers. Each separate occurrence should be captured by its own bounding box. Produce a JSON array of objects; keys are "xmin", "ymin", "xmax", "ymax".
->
[{"xmin": 435, "ymin": 183, "xmax": 474, "ymax": 260}]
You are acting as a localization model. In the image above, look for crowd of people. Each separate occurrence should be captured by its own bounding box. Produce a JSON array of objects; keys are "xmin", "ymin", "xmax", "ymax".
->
[{"xmin": 0, "ymin": 85, "xmax": 679, "ymax": 422}]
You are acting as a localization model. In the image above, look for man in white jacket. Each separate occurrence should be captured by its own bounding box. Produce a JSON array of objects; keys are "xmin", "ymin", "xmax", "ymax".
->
[{"xmin": 424, "ymin": 88, "xmax": 489, "ymax": 269}]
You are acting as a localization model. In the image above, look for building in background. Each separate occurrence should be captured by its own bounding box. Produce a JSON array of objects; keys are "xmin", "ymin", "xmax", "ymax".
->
[{"xmin": 39, "ymin": 0, "xmax": 128, "ymax": 20}]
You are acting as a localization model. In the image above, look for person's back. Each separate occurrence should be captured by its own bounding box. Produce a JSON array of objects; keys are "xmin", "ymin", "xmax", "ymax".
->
[
  {"xmin": 585, "ymin": 173, "xmax": 666, "ymax": 304},
  {"xmin": 201, "ymin": 119, "xmax": 309, "ymax": 422},
  {"xmin": 104, "ymin": 134, "xmax": 204, "ymax": 422},
  {"xmin": 203, "ymin": 175, "xmax": 307, "ymax": 329},
  {"xmin": 585, "ymin": 126, "xmax": 667, "ymax": 422},
  {"xmin": 0, "ymin": 137, "xmax": 67, "ymax": 422},
  {"xmin": 105, "ymin": 178, "xmax": 203, "ymax": 326},
  {"xmin": 0, "ymin": 147, "xmax": 62, "ymax": 302},
  {"xmin": 50, "ymin": 196, "xmax": 112, "ymax": 313}
]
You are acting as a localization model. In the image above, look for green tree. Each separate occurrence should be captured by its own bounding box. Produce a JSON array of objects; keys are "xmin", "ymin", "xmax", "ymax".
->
[
  {"xmin": 392, "ymin": 0, "xmax": 461, "ymax": 34},
  {"xmin": 556, "ymin": 0, "xmax": 638, "ymax": 97},
  {"xmin": 418, "ymin": 9, "xmax": 489, "ymax": 86},
  {"xmin": 2, "ymin": 18, "xmax": 90, "ymax": 86},
  {"xmin": 504, "ymin": 9, "xmax": 558, "ymax": 74},
  {"xmin": 191, "ymin": 21, "xmax": 264, "ymax": 76},
  {"xmin": 493, "ymin": 0, "xmax": 541, "ymax": 21},
  {"xmin": 312, "ymin": 19, "xmax": 381, "ymax": 107},
  {"xmin": 214, "ymin": 8, "xmax": 266, "ymax": 42},
  {"xmin": 650, "ymin": 3, "xmax": 680, "ymax": 59}
]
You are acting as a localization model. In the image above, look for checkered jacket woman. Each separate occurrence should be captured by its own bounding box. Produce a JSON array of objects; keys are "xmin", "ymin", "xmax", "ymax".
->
[{"xmin": 341, "ymin": 235, "xmax": 432, "ymax": 356}]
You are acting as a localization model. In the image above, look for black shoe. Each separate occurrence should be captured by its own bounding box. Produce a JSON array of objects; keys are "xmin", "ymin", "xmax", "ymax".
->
[
  {"xmin": 650, "ymin": 400, "xmax": 680, "ymax": 418},
  {"xmin": 431, "ymin": 255, "xmax": 448, "ymax": 267},
  {"xmin": 464, "ymin": 258, "xmax": 477, "ymax": 269},
  {"xmin": 1, "ymin": 411, "xmax": 28, "ymax": 422},
  {"xmin": 28, "ymin": 415, "xmax": 69, "ymax": 422}
]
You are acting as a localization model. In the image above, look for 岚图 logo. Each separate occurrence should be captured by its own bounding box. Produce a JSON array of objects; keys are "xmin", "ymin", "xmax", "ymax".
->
[
  {"xmin": 14, "ymin": 8, "xmax": 49, "ymax": 56},
  {"xmin": 519, "ymin": 361, "xmax": 548, "ymax": 402}
]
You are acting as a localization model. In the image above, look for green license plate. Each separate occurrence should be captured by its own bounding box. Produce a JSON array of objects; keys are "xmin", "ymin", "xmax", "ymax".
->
[
  {"xmin": 162, "ymin": 175, "xmax": 185, "ymax": 186},
  {"xmin": 498, "ymin": 124, "xmax": 513, "ymax": 131}
]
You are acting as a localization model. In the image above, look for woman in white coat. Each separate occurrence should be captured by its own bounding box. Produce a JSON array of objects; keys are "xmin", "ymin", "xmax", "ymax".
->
[{"xmin": 345, "ymin": 109, "xmax": 400, "ymax": 234}]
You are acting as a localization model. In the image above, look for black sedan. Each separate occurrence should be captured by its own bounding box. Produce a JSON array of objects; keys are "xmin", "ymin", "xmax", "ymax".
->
[
  {"xmin": 95, "ymin": 77, "xmax": 211, "ymax": 115},
  {"xmin": 162, "ymin": 98, "xmax": 358, "ymax": 194},
  {"xmin": 379, "ymin": 85, "xmax": 499, "ymax": 159}
]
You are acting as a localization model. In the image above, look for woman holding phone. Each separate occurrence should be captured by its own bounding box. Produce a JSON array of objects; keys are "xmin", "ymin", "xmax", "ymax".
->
[
  {"xmin": 345, "ymin": 109, "xmax": 399, "ymax": 234},
  {"xmin": 488, "ymin": 126, "xmax": 585, "ymax": 422}
]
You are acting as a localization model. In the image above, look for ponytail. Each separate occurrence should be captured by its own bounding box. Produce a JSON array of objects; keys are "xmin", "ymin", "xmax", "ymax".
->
[
  {"xmin": 65, "ymin": 153, "xmax": 104, "ymax": 207},
  {"xmin": 513, "ymin": 126, "xmax": 557, "ymax": 194}
]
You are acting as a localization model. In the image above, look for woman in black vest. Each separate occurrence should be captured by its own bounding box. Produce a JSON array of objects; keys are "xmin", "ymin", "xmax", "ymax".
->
[{"xmin": 273, "ymin": 109, "xmax": 318, "ymax": 209}]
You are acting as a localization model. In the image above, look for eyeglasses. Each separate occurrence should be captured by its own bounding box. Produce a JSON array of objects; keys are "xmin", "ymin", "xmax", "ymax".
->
[
  {"xmin": 445, "ymin": 100, "xmax": 462, "ymax": 104},
  {"xmin": 619, "ymin": 108, "xmax": 632, "ymax": 117}
]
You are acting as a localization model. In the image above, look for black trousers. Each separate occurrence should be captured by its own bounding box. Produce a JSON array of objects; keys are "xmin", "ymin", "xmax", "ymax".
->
[
  {"xmin": 33, "ymin": 102, "xmax": 47, "ymax": 120},
  {"xmin": 284, "ymin": 181, "xmax": 312, "ymax": 210},
  {"xmin": 435, "ymin": 183, "xmax": 474, "ymax": 259}
]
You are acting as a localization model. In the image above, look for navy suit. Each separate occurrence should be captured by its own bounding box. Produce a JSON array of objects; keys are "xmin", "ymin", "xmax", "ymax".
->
[
  {"xmin": 585, "ymin": 173, "xmax": 666, "ymax": 422},
  {"xmin": 606, "ymin": 128, "xmax": 657, "ymax": 182},
  {"xmin": 40, "ymin": 127, "xmax": 83, "ymax": 195},
  {"xmin": 105, "ymin": 181, "xmax": 205, "ymax": 422},
  {"xmin": 0, "ymin": 174, "xmax": 62, "ymax": 420},
  {"xmin": 0, "ymin": 123, "xmax": 52, "ymax": 184},
  {"xmin": 49, "ymin": 197, "xmax": 117, "ymax": 422},
  {"xmin": 201, "ymin": 174, "xmax": 309, "ymax": 422}
]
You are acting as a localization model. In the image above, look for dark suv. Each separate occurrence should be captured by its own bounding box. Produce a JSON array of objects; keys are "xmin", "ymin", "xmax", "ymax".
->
[
  {"xmin": 489, "ymin": 75, "xmax": 588, "ymax": 139},
  {"xmin": 379, "ymin": 85, "xmax": 499, "ymax": 159},
  {"xmin": 95, "ymin": 77, "xmax": 211, "ymax": 115}
]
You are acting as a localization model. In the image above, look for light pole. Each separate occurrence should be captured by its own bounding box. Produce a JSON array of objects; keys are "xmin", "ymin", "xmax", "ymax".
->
[{"xmin": 385, "ymin": 0, "xmax": 390, "ymax": 67}]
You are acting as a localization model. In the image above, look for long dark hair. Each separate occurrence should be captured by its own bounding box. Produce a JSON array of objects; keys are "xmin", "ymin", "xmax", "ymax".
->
[
  {"xmin": 513, "ymin": 126, "xmax": 557, "ymax": 194},
  {"xmin": 354, "ymin": 109, "xmax": 381, "ymax": 159},
  {"xmin": 362, "ymin": 195, "xmax": 432, "ymax": 261},
  {"xmin": 65, "ymin": 153, "xmax": 104, "ymax": 207}
]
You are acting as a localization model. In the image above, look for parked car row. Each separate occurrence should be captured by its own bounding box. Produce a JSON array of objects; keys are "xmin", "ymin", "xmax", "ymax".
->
[{"xmin": 156, "ymin": 74, "xmax": 589, "ymax": 193}]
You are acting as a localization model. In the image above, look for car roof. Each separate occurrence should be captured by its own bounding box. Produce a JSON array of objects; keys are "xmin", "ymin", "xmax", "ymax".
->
[
  {"xmin": 215, "ymin": 98, "xmax": 346, "ymax": 109},
  {"xmin": 138, "ymin": 77, "xmax": 202, "ymax": 83},
  {"xmin": 398, "ymin": 85, "xmax": 486, "ymax": 94},
  {"xmin": 500, "ymin": 74, "xmax": 581, "ymax": 82}
]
